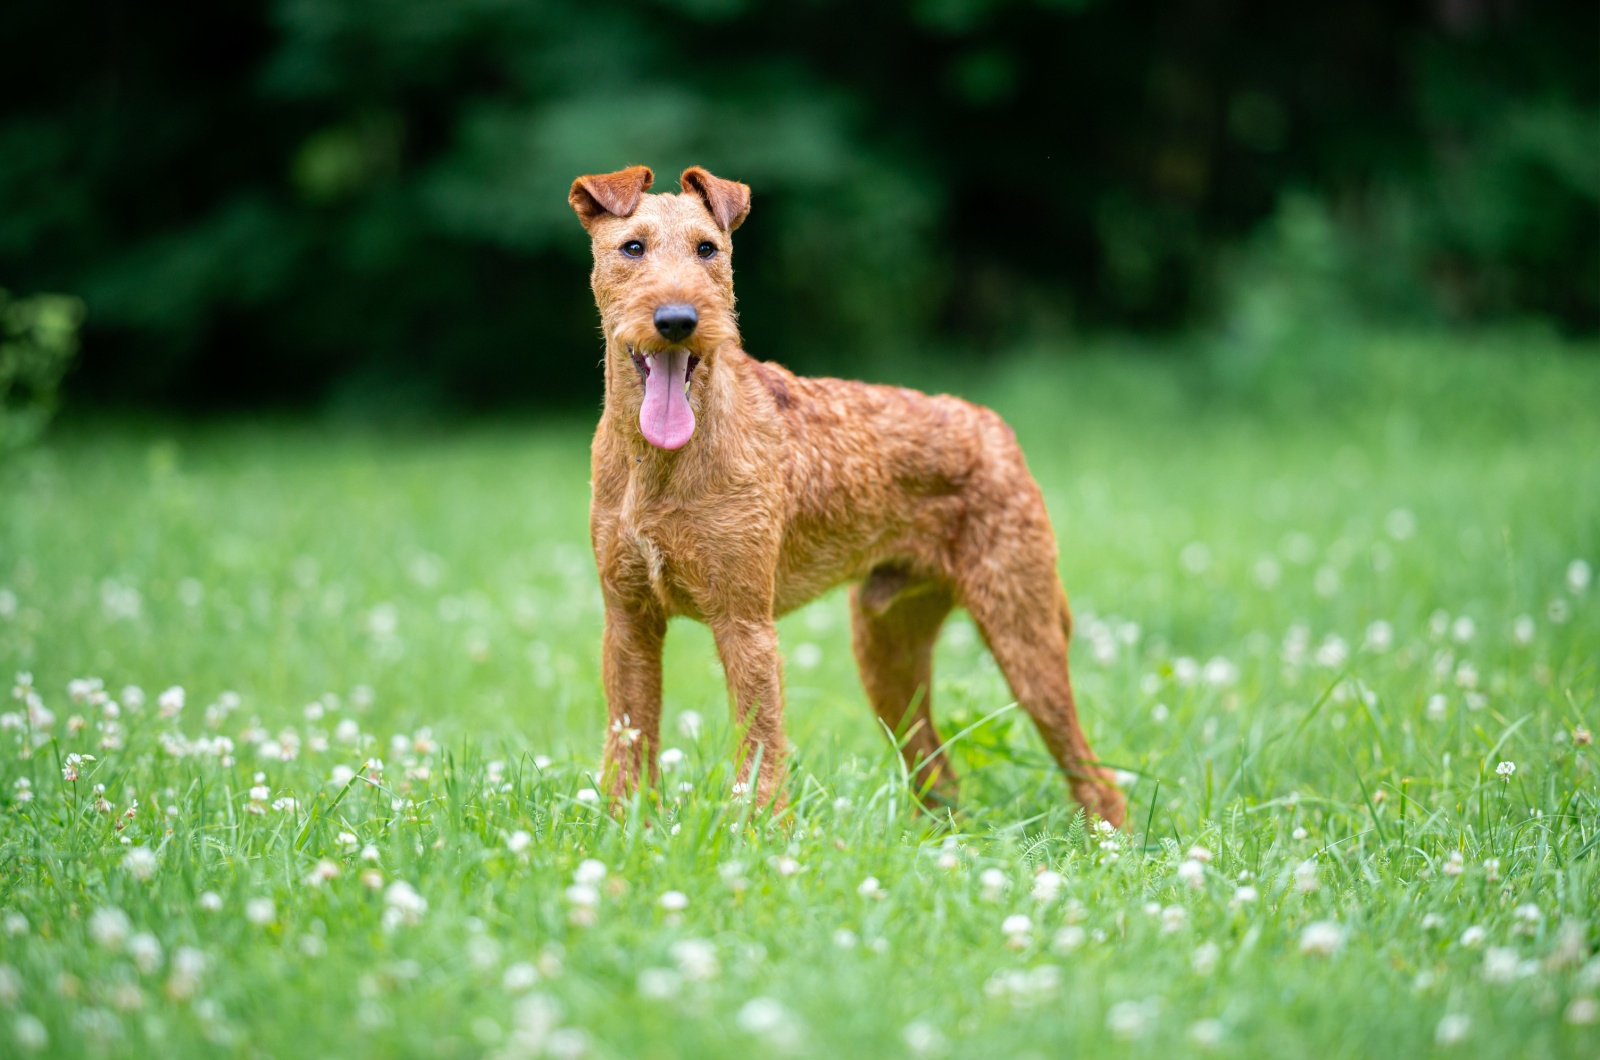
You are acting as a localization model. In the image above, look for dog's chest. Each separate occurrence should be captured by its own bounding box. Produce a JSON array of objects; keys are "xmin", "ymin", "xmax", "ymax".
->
[{"xmin": 606, "ymin": 487, "xmax": 705, "ymax": 618}]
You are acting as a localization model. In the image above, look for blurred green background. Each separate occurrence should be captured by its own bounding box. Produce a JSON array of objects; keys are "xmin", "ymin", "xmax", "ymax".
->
[{"xmin": 1, "ymin": 0, "xmax": 1595, "ymax": 415}]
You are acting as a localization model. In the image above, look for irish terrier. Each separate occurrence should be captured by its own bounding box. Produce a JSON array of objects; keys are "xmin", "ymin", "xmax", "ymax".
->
[{"xmin": 570, "ymin": 164, "xmax": 1125, "ymax": 826}]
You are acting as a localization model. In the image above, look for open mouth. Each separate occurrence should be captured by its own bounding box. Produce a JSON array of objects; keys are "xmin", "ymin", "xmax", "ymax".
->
[{"xmin": 628, "ymin": 345, "xmax": 701, "ymax": 450}]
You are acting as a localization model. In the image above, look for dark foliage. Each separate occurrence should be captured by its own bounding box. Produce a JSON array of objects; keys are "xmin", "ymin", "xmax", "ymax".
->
[{"xmin": 2, "ymin": 0, "xmax": 1595, "ymax": 410}]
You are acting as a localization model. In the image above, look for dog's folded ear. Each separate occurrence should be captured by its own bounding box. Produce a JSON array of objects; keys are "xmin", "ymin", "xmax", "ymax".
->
[
  {"xmin": 569, "ymin": 166, "xmax": 655, "ymax": 228},
  {"xmin": 680, "ymin": 167, "xmax": 751, "ymax": 232}
]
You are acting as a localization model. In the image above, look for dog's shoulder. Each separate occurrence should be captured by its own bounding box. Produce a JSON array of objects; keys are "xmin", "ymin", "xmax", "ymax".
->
[{"xmin": 746, "ymin": 357, "xmax": 795, "ymax": 411}]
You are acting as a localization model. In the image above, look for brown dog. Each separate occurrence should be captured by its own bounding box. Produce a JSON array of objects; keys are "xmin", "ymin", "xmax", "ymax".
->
[{"xmin": 570, "ymin": 165, "xmax": 1125, "ymax": 826}]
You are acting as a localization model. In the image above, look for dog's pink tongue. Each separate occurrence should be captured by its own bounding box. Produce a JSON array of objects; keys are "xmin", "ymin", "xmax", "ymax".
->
[{"xmin": 639, "ymin": 348, "xmax": 696, "ymax": 450}]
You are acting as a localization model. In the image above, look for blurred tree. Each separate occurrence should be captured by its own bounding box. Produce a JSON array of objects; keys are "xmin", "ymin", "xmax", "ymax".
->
[
  {"xmin": 0, "ymin": 0, "xmax": 1593, "ymax": 410},
  {"xmin": 0, "ymin": 289, "xmax": 85, "ymax": 450}
]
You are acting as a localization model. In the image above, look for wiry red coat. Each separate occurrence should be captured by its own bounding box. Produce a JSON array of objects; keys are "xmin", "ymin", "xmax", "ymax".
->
[{"xmin": 571, "ymin": 165, "xmax": 1124, "ymax": 825}]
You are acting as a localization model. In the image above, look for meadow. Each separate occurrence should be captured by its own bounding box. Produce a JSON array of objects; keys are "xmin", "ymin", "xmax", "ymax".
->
[{"xmin": 1, "ymin": 328, "xmax": 1597, "ymax": 1058}]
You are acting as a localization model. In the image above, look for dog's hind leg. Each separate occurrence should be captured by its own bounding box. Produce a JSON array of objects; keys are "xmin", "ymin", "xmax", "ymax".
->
[
  {"xmin": 957, "ymin": 534, "xmax": 1126, "ymax": 827},
  {"xmin": 850, "ymin": 569, "xmax": 959, "ymax": 810}
]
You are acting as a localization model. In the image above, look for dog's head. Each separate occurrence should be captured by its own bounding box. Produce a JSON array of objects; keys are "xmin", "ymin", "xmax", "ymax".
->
[{"xmin": 570, "ymin": 165, "xmax": 750, "ymax": 451}]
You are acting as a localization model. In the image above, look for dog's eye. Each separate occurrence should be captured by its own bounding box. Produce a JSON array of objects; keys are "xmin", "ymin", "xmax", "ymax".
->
[
  {"xmin": 621, "ymin": 240, "xmax": 645, "ymax": 258},
  {"xmin": 696, "ymin": 241, "xmax": 717, "ymax": 259}
]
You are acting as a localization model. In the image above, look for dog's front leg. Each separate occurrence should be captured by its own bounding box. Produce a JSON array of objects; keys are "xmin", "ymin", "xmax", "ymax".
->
[
  {"xmin": 711, "ymin": 614, "xmax": 788, "ymax": 807},
  {"xmin": 600, "ymin": 603, "xmax": 666, "ymax": 799}
]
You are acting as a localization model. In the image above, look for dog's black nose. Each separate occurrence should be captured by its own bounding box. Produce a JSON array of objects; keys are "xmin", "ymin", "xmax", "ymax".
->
[{"xmin": 653, "ymin": 304, "xmax": 698, "ymax": 343}]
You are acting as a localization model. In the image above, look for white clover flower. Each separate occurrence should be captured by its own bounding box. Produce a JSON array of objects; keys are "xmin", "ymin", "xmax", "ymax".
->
[
  {"xmin": 198, "ymin": 892, "xmax": 223, "ymax": 913},
  {"xmin": 1364, "ymin": 621, "xmax": 1394, "ymax": 653},
  {"xmin": 565, "ymin": 884, "xmax": 599, "ymax": 927},
  {"xmin": 1443, "ymin": 851, "xmax": 1464, "ymax": 876},
  {"xmin": 157, "ymin": 686, "xmax": 185, "ymax": 718},
  {"xmin": 304, "ymin": 859, "xmax": 340, "ymax": 887},
  {"xmin": 1201, "ymin": 657, "xmax": 1237, "ymax": 687},
  {"xmin": 637, "ymin": 967, "xmax": 680, "ymax": 1000},
  {"xmin": 1188, "ymin": 1017, "xmax": 1224, "ymax": 1049},
  {"xmin": 670, "ymin": 938, "xmax": 719, "ymax": 981},
  {"xmin": 978, "ymin": 868, "xmax": 1008, "ymax": 901},
  {"xmin": 128, "ymin": 932, "xmax": 162, "ymax": 974},
  {"xmin": 832, "ymin": 928, "xmax": 858, "ymax": 949},
  {"xmin": 88, "ymin": 907, "xmax": 131, "ymax": 949},
  {"xmin": 1030, "ymin": 870, "xmax": 1064, "ymax": 902},
  {"xmin": 1052, "ymin": 925, "xmax": 1086, "ymax": 952},
  {"xmin": 658, "ymin": 890, "xmax": 689, "ymax": 912},
  {"xmin": 1495, "ymin": 761, "xmax": 1516, "ymax": 778},
  {"xmin": 573, "ymin": 859, "xmax": 607, "ymax": 886},
  {"xmin": 502, "ymin": 962, "xmax": 539, "ymax": 992},
  {"xmin": 857, "ymin": 876, "xmax": 885, "ymax": 900},
  {"xmin": 1434, "ymin": 1014, "xmax": 1470, "ymax": 1045},
  {"xmin": 1177, "ymin": 860, "xmax": 1206, "ymax": 889},
  {"xmin": 1425, "ymin": 694, "xmax": 1449, "ymax": 722},
  {"xmin": 1565, "ymin": 998, "xmax": 1599, "ymax": 1026},
  {"xmin": 1482, "ymin": 947, "xmax": 1520, "ymax": 984},
  {"xmin": 4, "ymin": 912, "xmax": 27, "ymax": 936},
  {"xmin": 658, "ymin": 748, "xmax": 685, "ymax": 770},
  {"xmin": 677, "ymin": 710, "xmax": 703, "ymax": 740},
  {"xmin": 737, "ymin": 997, "xmax": 801, "ymax": 1049},
  {"xmin": 60, "ymin": 752, "xmax": 94, "ymax": 782},
  {"xmin": 1314, "ymin": 636, "xmax": 1348, "ymax": 668},
  {"xmin": 329, "ymin": 765, "xmax": 355, "ymax": 787},
  {"xmin": 574, "ymin": 788, "xmax": 600, "ymax": 806},
  {"xmin": 774, "ymin": 855, "xmax": 801, "ymax": 877},
  {"xmin": 1160, "ymin": 905, "xmax": 1188, "ymax": 934},
  {"xmin": 1460, "ymin": 925, "xmax": 1487, "ymax": 948},
  {"xmin": 1191, "ymin": 941, "xmax": 1221, "ymax": 976},
  {"xmin": 122, "ymin": 846, "xmax": 158, "ymax": 881},
  {"xmin": 12, "ymin": 1013, "xmax": 47, "ymax": 1051},
  {"xmin": 1231, "ymin": 885, "xmax": 1259, "ymax": 907},
  {"xmin": 1385, "ymin": 508, "xmax": 1416, "ymax": 540},
  {"xmin": 1569, "ymin": 559, "xmax": 1593, "ymax": 594},
  {"xmin": 1299, "ymin": 921, "xmax": 1344, "ymax": 957},
  {"xmin": 1002, "ymin": 913, "xmax": 1032, "ymax": 938},
  {"xmin": 1421, "ymin": 913, "xmax": 1444, "ymax": 931},
  {"xmin": 609, "ymin": 714, "xmax": 641, "ymax": 747},
  {"xmin": 245, "ymin": 898, "xmax": 276, "ymax": 926},
  {"xmin": 383, "ymin": 881, "xmax": 427, "ymax": 928},
  {"xmin": 166, "ymin": 946, "xmax": 206, "ymax": 1001},
  {"xmin": 271, "ymin": 797, "xmax": 298, "ymax": 813},
  {"xmin": 507, "ymin": 830, "xmax": 532, "ymax": 854},
  {"xmin": 1482, "ymin": 858, "xmax": 1501, "ymax": 882},
  {"xmin": 1105, "ymin": 999, "xmax": 1154, "ymax": 1040},
  {"xmin": 902, "ymin": 1020, "xmax": 949, "ymax": 1058},
  {"xmin": 1294, "ymin": 860, "xmax": 1319, "ymax": 893}
]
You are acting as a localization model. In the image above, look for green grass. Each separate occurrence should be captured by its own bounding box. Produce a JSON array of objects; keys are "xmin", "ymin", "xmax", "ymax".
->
[{"xmin": 1, "ymin": 327, "xmax": 1598, "ymax": 1058}]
